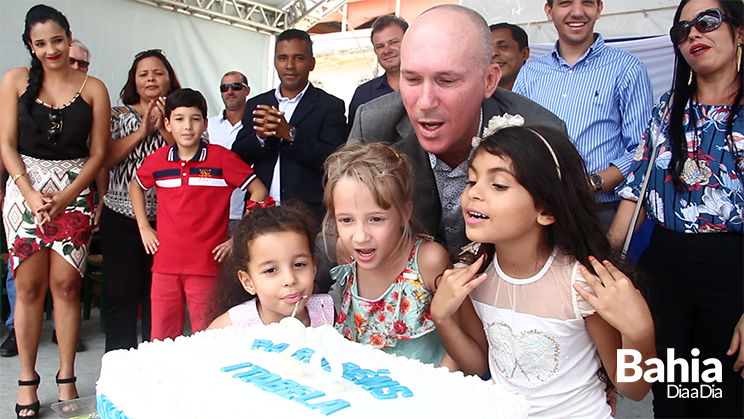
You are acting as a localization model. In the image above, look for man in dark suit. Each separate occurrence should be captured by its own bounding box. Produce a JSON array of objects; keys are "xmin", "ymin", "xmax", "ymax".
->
[
  {"xmin": 349, "ymin": 5, "xmax": 566, "ymax": 254},
  {"xmin": 232, "ymin": 29, "xmax": 346, "ymax": 226}
]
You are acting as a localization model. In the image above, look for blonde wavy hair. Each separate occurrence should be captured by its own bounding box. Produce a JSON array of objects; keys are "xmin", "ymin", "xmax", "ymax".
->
[{"xmin": 322, "ymin": 142, "xmax": 417, "ymax": 260}]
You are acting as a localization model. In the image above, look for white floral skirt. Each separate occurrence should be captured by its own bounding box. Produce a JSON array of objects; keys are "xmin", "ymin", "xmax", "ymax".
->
[{"xmin": 3, "ymin": 155, "xmax": 93, "ymax": 277}]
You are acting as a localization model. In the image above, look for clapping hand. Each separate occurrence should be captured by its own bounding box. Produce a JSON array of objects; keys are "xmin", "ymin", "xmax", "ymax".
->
[
  {"xmin": 153, "ymin": 96, "xmax": 167, "ymax": 133},
  {"xmin": 139, "ymin": 100, "xmax": 159, "ymax": 136},
  {"xmin": 253, "ymin": 104, "xmax": 291, "ymax": 139}
]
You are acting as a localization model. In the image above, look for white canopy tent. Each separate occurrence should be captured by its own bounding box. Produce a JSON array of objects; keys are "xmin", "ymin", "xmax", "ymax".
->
[
  {"xmin": 0, "ymin": 0, "xmax": 273, "ymax": 117},
  {"xmin": 463, "ymin": 0, "xmax": 680, "ymax": 101},
  {"xmin": 310, "ymin": 0, "xmax": 682, "ymax": 108}
]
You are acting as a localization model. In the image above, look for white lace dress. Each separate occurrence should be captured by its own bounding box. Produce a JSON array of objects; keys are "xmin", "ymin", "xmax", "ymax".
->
[{"xmin": 470, "ymin": 248, "xmax": 613, "ymax": 419}]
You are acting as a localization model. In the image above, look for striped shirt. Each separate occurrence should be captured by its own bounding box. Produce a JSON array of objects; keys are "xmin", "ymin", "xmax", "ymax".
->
[{"xmin": 513, "ymin": 34, "xmax": 652, "ymax": 203}]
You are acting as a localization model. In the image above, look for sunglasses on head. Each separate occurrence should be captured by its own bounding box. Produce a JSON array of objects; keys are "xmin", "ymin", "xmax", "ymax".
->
[
  {"xmin": 134, "ymin": 49, "xmax": 166, "ymax": 59},
  {"xmin": 48, "ymin": 109, "xmax": 63, "ymax": 145},
  {"xmin": 69, "ymin": 57, "xmax": 89, "ymax": 70},
  {"xmin": 670, "ymin": 8, "xmax": 729, "ymax": 45},
  {"xmin": 220, "ymin": 83, "xmax": 248, "ymax": 92}
]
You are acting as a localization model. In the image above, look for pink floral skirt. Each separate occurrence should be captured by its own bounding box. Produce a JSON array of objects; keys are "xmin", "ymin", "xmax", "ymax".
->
[{"xmin": 3, "ymin": 155, "xmax": 93, "ymax": 277}]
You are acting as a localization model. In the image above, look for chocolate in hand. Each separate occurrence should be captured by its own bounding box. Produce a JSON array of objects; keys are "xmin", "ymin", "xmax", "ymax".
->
[{"xmin": 452, "ymin": 242, "xmax": 494, "ymax": 274}]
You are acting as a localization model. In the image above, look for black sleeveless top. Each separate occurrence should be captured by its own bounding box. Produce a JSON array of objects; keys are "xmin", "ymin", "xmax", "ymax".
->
[{"xmin": 17, "ymin": 79, "xmax": 92, "ymax": 160}]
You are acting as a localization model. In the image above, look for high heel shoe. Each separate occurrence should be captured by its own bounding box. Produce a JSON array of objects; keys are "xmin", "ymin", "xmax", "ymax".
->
[
  {"xmin": 15, "ymin": 372, "xmax": 40, "ymax": 418},
  {"xmin": 56, "ymin": 371, "xmax": 79, "ymax": 414},
  {"xmin": 55, "ymin": 371, "xmax": 79, "ymax": 403}
]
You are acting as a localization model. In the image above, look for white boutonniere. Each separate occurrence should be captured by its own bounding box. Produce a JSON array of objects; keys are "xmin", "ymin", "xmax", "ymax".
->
[{"xmin": 471, "ymin": 113, "xmax": 525, "ymax": 149}]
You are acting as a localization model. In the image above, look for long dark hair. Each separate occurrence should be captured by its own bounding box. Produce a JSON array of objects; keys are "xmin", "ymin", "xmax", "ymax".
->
[
  {"xmin": 474, "ymin": 125, "xmax": 641, "ymax": 390},
  {"xmin": 474, "ymin": 125, "xmax": 633, "ymax": 278},
  {"xmin": 119, "ymin": 50, "xmax": 181, "ymax": 105},
  {"xmin": 668, "ymin": 0, "xmax": 744, "ymax": 188},
  {"xmin": 20, "ymin": 4, "xmax": 71, "ymax": 114},
  {"xmin": 208, "ymin": 202, "xmax": 318, "ymax": 323}
]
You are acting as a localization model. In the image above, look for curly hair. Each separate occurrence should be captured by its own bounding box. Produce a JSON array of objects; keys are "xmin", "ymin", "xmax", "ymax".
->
[{"xmin": 208, "ymin": 202, "xmax": 318, "ymax": 323}]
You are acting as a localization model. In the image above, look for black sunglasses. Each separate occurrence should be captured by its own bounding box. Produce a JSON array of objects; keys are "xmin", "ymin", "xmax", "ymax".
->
[
  {"xmin": 670, "ymin": 8, "xmax": 728, "ymax": 45},
  {"xmin": 134, "ymin": 49, "xmax": 166, "ymax": 59},
  {"xmin": 48, "ymin": 109, "xmax": 63, "ymax": 145},
  {"xmin": 220, "ymin": 83, "xmax": 248, "ymax": 92},
  {"xmin": 69, "ymin": 57, "xmax": 90, "ymax": 70}
]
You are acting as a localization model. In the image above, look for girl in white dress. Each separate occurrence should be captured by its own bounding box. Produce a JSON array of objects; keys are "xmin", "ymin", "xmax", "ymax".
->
[{"xmin": 431, "ymin": 125, "xmax": 656, "ymax": 418}]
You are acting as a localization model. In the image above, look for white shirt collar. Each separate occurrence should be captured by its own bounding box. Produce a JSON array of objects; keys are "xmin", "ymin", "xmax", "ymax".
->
[{"xmin": 274, "ymin": 82, "xmax": 310, "ymax": 104}]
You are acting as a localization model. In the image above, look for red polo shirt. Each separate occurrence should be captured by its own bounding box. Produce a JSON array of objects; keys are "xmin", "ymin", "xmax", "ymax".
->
[{"xmin": 136, "ymin": 141, "xmax": 256, "ymax": 276}]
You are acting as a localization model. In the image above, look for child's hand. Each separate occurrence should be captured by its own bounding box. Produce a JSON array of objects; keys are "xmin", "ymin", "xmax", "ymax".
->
[
  {"xmin": 726, "ymin": 313, "xmax": 744, "ymax": 377},
  {"xmin": 139, "ymin": 225, "xmax": 159, "ymax": 254},
  {"xmin": 212, "ymin": 238, "xmax": 233, "ymax": 262},
  {"xmin": 574, "ymin": 257, "xmax": 653, "ymax": 339},
  {"xmin": 431, "ymin": 255, "xmax": 488, "ymax": 323}
]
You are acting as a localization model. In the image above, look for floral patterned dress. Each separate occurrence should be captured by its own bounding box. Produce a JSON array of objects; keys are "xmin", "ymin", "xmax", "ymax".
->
[
  {"xmin": 3, "ymin": 81, "xmax": 94, "ymax": 277},
  {"xmin": 332, "ymin": 237, "xmax": 445, "ymax": 365},
  {"xmin": 616, "ymin": 90, "xmax": 743, "ymax": 233}
]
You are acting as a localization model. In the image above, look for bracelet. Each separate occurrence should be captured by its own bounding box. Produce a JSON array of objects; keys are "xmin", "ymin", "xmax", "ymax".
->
[{"xmin": 11, "ymin": 173, "xmax": 27, "ymax": 184}]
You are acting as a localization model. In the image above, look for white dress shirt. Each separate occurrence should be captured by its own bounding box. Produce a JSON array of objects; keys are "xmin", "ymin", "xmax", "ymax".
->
[
  {"xmin": 264, "ymin": 82, "xmax": 310, "ymax": 204},
  {"xmin": 207, "ymin": 110, "xmax": 246, "ymax": 220}
]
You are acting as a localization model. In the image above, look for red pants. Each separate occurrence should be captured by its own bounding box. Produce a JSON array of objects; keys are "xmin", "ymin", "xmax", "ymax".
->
[{"xmin": 150, "ymin": 272, "xmax": 216, "ymax": 341}]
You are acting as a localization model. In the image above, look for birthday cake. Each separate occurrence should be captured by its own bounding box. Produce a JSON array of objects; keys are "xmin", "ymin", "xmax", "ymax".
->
[{"xmin": 96, "ymin": 321, "xmax": 529, "ymax": 418}]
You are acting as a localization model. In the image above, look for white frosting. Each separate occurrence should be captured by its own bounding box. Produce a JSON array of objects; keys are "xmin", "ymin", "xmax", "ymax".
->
[{"xmin": 97, "ymin": 324, "xmax": 529, "ymax": 418}]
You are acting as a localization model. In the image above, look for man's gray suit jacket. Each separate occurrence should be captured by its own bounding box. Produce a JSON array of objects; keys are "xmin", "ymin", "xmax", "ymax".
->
[{"xmin": 347, "ymin": 88, "xmax": 567, "ymax": 253}]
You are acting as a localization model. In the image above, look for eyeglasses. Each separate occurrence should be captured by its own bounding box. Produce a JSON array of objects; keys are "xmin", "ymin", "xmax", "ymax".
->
[
  {"xmin": 220, "ymin": 83, "xmax": 248, "ymax": 92},
  {"xmin": 670, "ymin": 8, "xmax": 728, "ymax": 45},
  {"xmin": 69, "ymin": 57, "xmax": 90, "ymax": 70},
  {"xmin": 48, "ymin": 109, "xmax": 63, "ymax": 145},
  {"xmin": 134, "ymin": 49, "xmax": 165, "ymax": 59}
]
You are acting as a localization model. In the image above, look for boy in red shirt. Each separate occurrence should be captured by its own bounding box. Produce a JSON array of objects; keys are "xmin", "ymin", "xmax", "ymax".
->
[{"xmin": 130, "ymin": 88, "xmax": 268, "ymax": 340}]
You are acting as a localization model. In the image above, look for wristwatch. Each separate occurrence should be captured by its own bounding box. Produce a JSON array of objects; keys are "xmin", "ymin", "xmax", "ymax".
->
[
  {"xmin": 285, "ymin": 127, "xmax": 297, "ymax": 144},
  {"xmin": 589, "ymin": 174, "xmax": 605, "ymax": 192}
]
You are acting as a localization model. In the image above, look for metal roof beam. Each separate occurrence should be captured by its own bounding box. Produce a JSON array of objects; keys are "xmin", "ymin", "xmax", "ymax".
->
[
  {"xmin": 132, "ymin": 0, "xmax": 348, "ymax": 33},
  {"xmin": 133, "ymin": 0, "xmax": 287, "ymax": 33}
]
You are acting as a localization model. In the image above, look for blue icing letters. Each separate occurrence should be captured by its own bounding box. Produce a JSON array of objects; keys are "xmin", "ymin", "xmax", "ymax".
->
[
  {"xmin": 220, "ymin": 362, "xmax": 253, "ymax": 373},
  {"xmin": 248, "ymin": 371, "xmax": 282, "ymax": 385},
  {"xmin": 250, "ymin": 339, "xmax": 288, "ymax": 353},
  {"xmin": 308, "ymin": 399, "xmax": 352, "ymax": 415},
  {"xmin": 260, "ymin": 379, "xmax": 300, "ymax": 393},
  {"xmin": 275, "ymin": 385, "xmax": 325, "ymax": 403},
  {"xmin": 265, "ymin": 343, "xmax": 289, "ymax": 353},
  {"xmin": 291, "ymin": 348, "xmax": 315, "ymax": 363},
  {"xmin": 233, "ymin": 365, "xmax": 267, "ymax": 380},
  {"xmin": 251, "ymin": 339, "xmax": 273, "ymax": 351},
  {"xmin": 358, "ymin": 375, "xmax": 397, "ymax": 390},
  {"xmin": 371, "ymin": 385, "xmax": 414, "ymax": 400}
]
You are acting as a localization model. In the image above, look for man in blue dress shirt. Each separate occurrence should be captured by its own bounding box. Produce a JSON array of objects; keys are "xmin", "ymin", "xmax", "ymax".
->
[
  {"xmin": 513, "ymin": 0, "xmax": 653, "ymax": 227},
  {"xmin": 347, "ymin": 14, "xmax": 408, "ymax": 134}
]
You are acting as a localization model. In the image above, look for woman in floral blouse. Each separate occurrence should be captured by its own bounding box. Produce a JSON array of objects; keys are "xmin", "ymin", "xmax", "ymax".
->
[{"xmin": 609, "ymin": 1, "xmax": 743, "ymax": 418}]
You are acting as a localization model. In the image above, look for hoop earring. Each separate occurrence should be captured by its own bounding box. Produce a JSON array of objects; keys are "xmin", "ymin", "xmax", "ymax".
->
[
  {"xmin": 737, "ymin": 44, "xmax": 742, "ymax": 73},
  {"xmin": 688, "ymin": 69, "xmax": 694, "ymax": 86}
]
